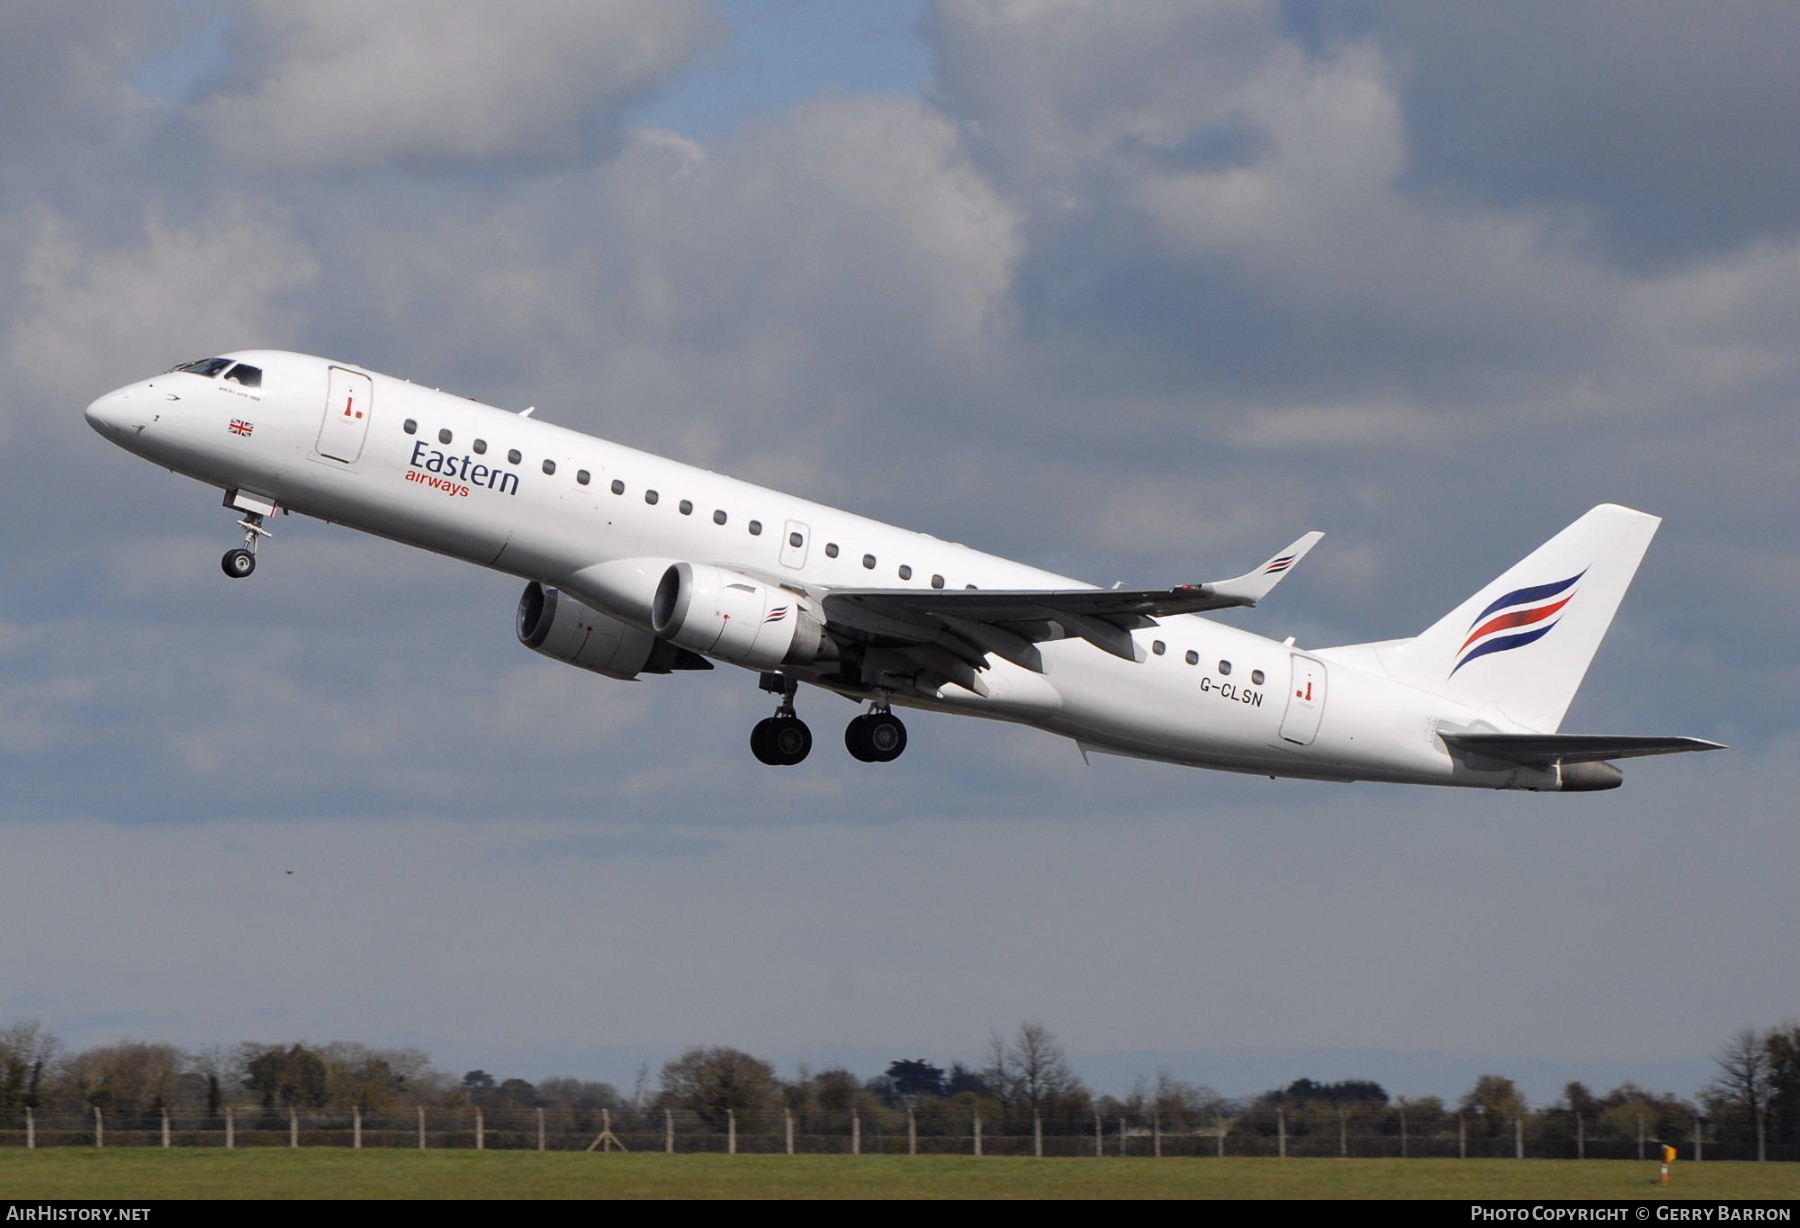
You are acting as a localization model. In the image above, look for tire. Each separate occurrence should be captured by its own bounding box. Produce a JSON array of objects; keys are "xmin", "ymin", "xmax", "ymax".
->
[
  {"xmin": 750, "ymin": 718, "xmax": 778, "ymax": 764},
  {"xmin": 770, "ymin": 717, "xmax": 812, "ymax": 765},
  {"xmin": 221, "ymin": 549, "xmax": 256, "ymax": 579},
  {"xmin": 844, "ymin": 714, "xmax": 874, "ymax": 762},
  {"xmin": 865, "ymin": 713, "xmax": 907, "ymax": 762}
]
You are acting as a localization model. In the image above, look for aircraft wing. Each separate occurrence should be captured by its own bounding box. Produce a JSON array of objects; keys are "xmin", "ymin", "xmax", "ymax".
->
[
  {"xmin": 819, "ymin": 530, "xmax": 1323, "ymax": 669},
  {"xmin": 1439, "ymin": 733, "xmax": 1727, "ymax": 765}
]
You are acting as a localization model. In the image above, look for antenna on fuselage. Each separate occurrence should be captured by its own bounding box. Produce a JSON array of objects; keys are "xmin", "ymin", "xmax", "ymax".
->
[{"xmin": 520, "ymin": 406, "xmax": 536, "ymax": 417}]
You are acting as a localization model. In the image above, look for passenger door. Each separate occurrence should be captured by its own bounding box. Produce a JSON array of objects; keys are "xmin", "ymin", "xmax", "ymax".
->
[{"xmin": 316, "ymin": 367, "xmax": 373, "ymax": 463}]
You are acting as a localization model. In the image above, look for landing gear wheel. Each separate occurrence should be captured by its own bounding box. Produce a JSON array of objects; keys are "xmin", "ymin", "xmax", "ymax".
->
[
  {"xmin": 221, "ymin": 548, "xmax": 257, "ymax": 579},
  {"xmin": 751, "ymin": 715, "xmax": 812, "ymax": 765},
  {"xmin": 750, "ymin": 718, "xmax": 778, "ymax": 764},
  {"xmin": 846, "ymin": 711, "xmax": 907, "ymax": 762}
]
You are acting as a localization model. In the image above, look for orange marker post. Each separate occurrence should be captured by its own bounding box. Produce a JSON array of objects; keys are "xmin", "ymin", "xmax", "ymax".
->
[{"xmin": 1659, "ymin": 1141, "xmax": 1677, "ymax": 1185}]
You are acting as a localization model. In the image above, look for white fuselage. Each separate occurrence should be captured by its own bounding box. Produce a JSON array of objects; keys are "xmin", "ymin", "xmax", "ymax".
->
[{"xmin": 85, "ymin": 350, "xmax": 1553, "ymax": 790}]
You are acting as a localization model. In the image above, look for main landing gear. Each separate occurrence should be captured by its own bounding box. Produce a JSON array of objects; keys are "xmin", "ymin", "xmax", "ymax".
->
[
  {"xmin": 748, "ymin": 678, "xmax": 909, "ymax": 765},
  {"xmin": 220, "ymin": 491, "xmax": 275, "ymax": 579},
  {"xmin": 845, "ymin": 704, "xmax": 907, "ymax": 763},
  {"xmin": 751, "ymin": 677, "xmax": 813, "ymax": 766}
]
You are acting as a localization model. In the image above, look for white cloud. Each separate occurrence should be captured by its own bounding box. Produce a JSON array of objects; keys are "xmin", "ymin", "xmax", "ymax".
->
[
  {"xmin": 200, "ymin": 0, "xmax": 714, "ymax": 169},
  {"xmin": 2, "ymin": 202, "xmax": 317, "ymax": 410}
]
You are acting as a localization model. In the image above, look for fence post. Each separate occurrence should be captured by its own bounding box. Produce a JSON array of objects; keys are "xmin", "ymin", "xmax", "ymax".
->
[
  {"xmin": 784, "ymin": 1108, "xmax": 794, "ymax": 1156},
  {"xmin": 1458, "ymin": 1115, "xmax": 1467, "ymax": 1159},
  {"xmin": 1576, "ymin": 1113, "xmax": 1584, "ymax": 1161},
  {"xmin": 1093, "ymin": 1109, "xmax": 1102, "ymax": 1158},
  {"xmin": 289, "ymin": 1107, "xmax": 299, "ymax": 1149},
  {"xmin": 418, "ymin": 1105, "xmax": 426, "ymax": 1150},
  {"xmin": 25, "ymin": 1106, "xmax": 34, "ymax": 1150},
  {"xmin": 664, "ymin": 1109, "xmax": 673, "ymax": 1155},
  {"xmin": 1118, "ymin": 1116, "xmax": 1127, "ymax": 1157},
  {"xmin": 1399, "ymin": 1100, "xmax": 1408, "ymax": 1158},
  {"xmin": 1693, "ymin": 1116, "xmax": 1702, "ymax": 1163},
  {"xmin": 1217, "ymin": 1122, "xmax": 1226, "ymax": 1158},
  {"xmin": 354, "ymin": 1106, "xmax": 363, "ymax": 1150},
  {"xmin": 226, "ymin": 1107, "xmax": 235, "ymax": 1150},
  {"xmin": 1637, "ymin": 1114, "xmax": 1645, "ymax": 1161},
  {"xmin": 1338, "ymin": 1105, "xmax": 1347, "ymax": 1158},
  {"xmin": 1277, "ymin": 1108, "xmax": 1285, "ymax": 1159},
  {"xmin": 537, "ymin": 1107, "xmax": 546, "ymax": 1153},
  {"xmin": 1151, "ymin": 1112, "xmax": 1160, "ymax": 1159},
  {"xmin": 1757, "ymin": 1109, "xmax": 1766, "ymax": 1162},
  {"xmin": 907, "ymin": 1107, "xmax": 917, "ymax": 1156},
  {"xmin": 1514, "ymin": 1114, "xmax": 1524, "ymax": 1160},
  {"xmin": 162, "ymin": 1108, "xmax": 171, "ymax": 1150},
  {"xmin": 973, "ymin": 1109, "xmax": 982, "ymax": 1157},
  {"xmin": 727, "ymin": 1109, "xmax": 736, "ymax": 1155},
  {"xmin": 852, "ymin": 1112, "xmax": 861, "ymax": 1156},
  {"xmin": 1034, "ymin": 1111, "xmax": 1043, "ymax": 1158},
  {"xmin": 94, "ymin": 1106, "xmax": 104, "ymax": 1149},
  {"xmin": 475, "ymin": 1107, "xmax": 485, "ymax": 1151}
]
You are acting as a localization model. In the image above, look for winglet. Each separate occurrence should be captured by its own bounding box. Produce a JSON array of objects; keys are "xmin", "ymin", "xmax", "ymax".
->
[{"xmin": 1207, "ymin": 531, "xmax": 1324, "ymax": 606}]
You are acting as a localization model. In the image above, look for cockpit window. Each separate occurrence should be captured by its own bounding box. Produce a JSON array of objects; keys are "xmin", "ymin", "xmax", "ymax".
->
[
  {"xmin": 176, "ymin": 357, "xmax": 232, "ymax": 377},
  {"xmin": 223, "ymin": 363, "xmax": 262, "ymax": 388}
]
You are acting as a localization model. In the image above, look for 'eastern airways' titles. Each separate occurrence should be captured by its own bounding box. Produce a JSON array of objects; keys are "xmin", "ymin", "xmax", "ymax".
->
[{"xmin": 408, "ymin": 440, "xmax": 519, "ymax": 496}]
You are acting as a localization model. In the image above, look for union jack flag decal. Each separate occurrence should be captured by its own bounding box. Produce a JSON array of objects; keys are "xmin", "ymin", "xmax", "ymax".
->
[
  {"xmin": 228, "ymin": 419, "xmax": 254, "ymax": 437},
  {"xmin": 1450, "ymin": 570, "xmax": 1584, "ymax": 677}
]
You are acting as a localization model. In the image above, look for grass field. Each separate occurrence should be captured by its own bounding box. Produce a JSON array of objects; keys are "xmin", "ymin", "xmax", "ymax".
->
[{"xmin": 1, "ymin": 1153, "xmax": 1795, "ymax": 1200}]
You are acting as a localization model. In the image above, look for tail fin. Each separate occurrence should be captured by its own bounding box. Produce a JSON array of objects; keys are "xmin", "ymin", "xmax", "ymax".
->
[{"xmin": 1348, "ymin": 504, "xmax": 1660, "ymax": 731}]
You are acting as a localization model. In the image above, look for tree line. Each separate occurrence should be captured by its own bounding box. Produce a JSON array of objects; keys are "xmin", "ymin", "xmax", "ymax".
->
[{"xmin": 1, "ymin": 1018, "xmax": 1793, "ymax": 1158}]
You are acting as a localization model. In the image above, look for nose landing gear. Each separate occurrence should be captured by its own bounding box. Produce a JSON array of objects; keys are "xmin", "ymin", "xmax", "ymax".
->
[
  {"xmin": 220, "ymin": 490, "xmax": 276, "ymax": 580},
  {"xmin": 751, "ymin": 675, "xmax": 812, "ymax": 766}
]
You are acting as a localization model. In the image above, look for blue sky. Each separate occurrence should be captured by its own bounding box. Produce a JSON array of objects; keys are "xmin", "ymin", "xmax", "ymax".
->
[{"xmin": 0, "ymin": 0, "xmax": 1793, "ymax": 1105}]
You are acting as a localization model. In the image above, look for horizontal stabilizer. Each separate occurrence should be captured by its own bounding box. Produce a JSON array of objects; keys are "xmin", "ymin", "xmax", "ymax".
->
[{"xmin": 1441, "ymin": 732, "xmax": 1726, "ymax": 766}]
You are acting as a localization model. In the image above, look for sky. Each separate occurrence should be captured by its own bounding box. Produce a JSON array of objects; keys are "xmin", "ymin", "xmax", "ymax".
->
[{"xmin": 0, "ymin": 0, "xmax": 1794, "ymax": 1106}]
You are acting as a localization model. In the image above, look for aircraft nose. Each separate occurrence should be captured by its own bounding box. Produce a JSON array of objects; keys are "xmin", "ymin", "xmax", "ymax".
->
[{"xmin": 85, "ymin": 387, "xmax": 142, "ymax": 438}]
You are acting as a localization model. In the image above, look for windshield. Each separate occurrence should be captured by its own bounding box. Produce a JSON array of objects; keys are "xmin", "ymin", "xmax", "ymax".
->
[{"xmin": 175, "ymin": 357, "xmax": 233, "ymax": 377}]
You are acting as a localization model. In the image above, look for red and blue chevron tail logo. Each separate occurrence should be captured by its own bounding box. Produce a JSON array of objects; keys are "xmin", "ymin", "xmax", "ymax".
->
[{"xmin": 1450, "ymin": 570, "xmax": 1585, "ymax": 677}]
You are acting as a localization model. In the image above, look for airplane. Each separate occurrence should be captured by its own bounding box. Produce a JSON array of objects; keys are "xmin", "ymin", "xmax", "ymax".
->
[{"xmin": 84, "ymin": 350, "xmax": 1722, "ymax": 791}]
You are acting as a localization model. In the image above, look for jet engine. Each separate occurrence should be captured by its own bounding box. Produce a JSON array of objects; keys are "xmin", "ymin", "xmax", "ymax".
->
[
  {"xmin": 650, "ymin": 563, "xmax": 827, "ymax": 670},
  {"xmin": 517, "ymin": 581, "xmax": 710, "ymax": 680}
]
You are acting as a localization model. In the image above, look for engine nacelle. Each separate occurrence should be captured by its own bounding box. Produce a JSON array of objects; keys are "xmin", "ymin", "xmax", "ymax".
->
[
  {"xmin": 651, "ymin": 563, "xmax": 826, "ymax": 670},
  {"xmin": 517, "ymin": 582, "xmax": 710, "ymax": 680}
]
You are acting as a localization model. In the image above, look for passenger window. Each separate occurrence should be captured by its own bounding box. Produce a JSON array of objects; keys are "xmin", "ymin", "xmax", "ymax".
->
[
  {"xmin": 576, "ymin": 470, "xmax": 590, "ymax": 485},
  {"xmin": 1251, "ymin": 669, "xmax": 1266, "ymax": 685},
  {"xmin": 438, "ymin": 429, "xmax": 453, "ymax": 445},
  {"xmin": 1218, "ymin": 660, "xmax": 1232, "ymax": 676},
  {"xmin": 645, "ymin": 490, "xmax": 659, "ymax": 505},
  {"xmin": 931, "ymin": 574, "xmax": 944, "ymax": 589},
  {"xmin": 789, "ymin": 531, "xmax": 804, "ymax": 548},
  {"xmin": 224, "ymin": 364, "xmax": 262, "ymax": 388},
  {"xmin": 507, "ymin": 449, "xmax": 522, "ymax": 465},
  {"xmin": 1185, "ymin": 650, "xmax": 1198, "ymax": 666},
  {"xmin": 1153, "ymin": 640, "xmax": 1166, "ymax": 655},
  {"xmin": 748, "ymin": 520, "xmax": 762, "ymax": 535},
  {"xmin": 825, "ymin": 543, "xmax": 839, "ymax": 558},
  {"xmin": 862, "ymin": 554, "xmax": 876, "ymax": 569},
  {"xmin": 713, "ymin": 510, "xmax": 727, "ymax": 525},
  {"xmin": 403, "ymin": 419, "xmax": 417, "ymax": 435},
  {"xmin": 679, "ymin": 500, "xmax": 693, "ymax": 515},
  {"xmin": 611, "ymin": 479, "xmax": 625, "ymax": 495},
  {"xmin": 542, "ymin": 459, "xmax": 556, "ymax": 475},
  {"xmin": 898, "ymin": 564, "xmax": 912, "ymax": 580},
  {"xmin": 473, "ymin": 439, "xmax": 487, "ymax": 454}
]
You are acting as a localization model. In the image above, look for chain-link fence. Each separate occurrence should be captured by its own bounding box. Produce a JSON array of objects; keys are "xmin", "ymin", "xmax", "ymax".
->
[{"xmin": 1, "ymin": 1105, "xmax": 1790, "ymax": 1160}]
